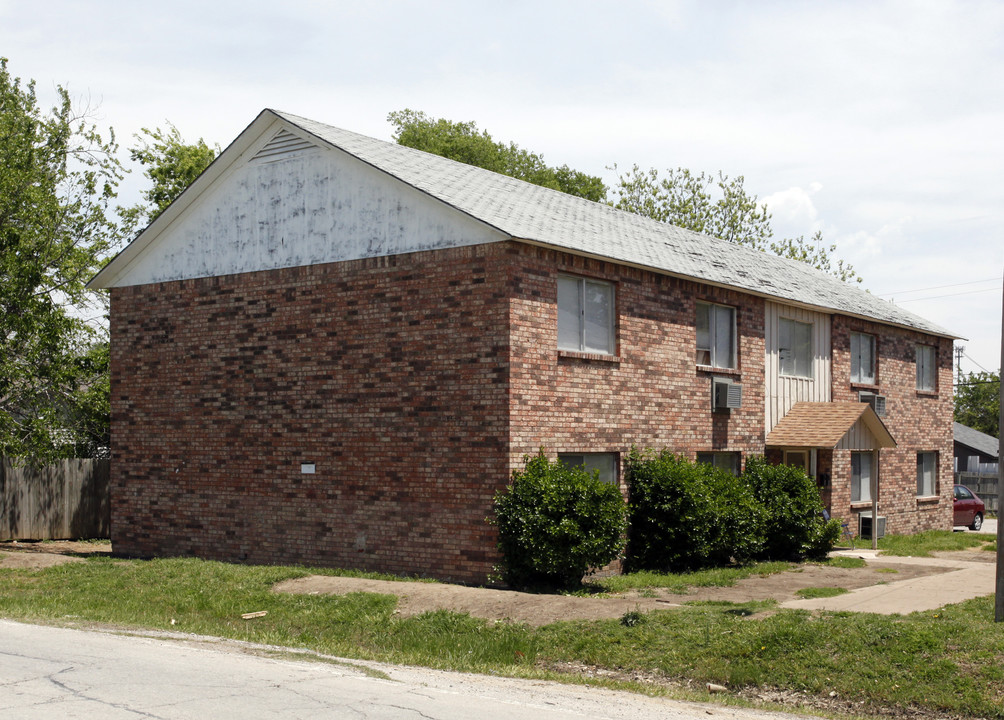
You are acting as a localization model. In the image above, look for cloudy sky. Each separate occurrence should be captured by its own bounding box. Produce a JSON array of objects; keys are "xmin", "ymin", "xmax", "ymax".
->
[{"xmin": 3, "ymin": 0, "xmax": 1002, "ymax": 373}]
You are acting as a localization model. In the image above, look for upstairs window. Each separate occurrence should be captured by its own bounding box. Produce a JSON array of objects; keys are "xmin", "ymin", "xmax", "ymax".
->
[
  {"xmin": 850, "ymin": 332, "xmax": 876, "ymax": 384},
  {"xmin": 916, "ymin": 345, "xmax": 936, "ymax": 391},
  {"xmin": 557, "ymin": 275, "xmax": 615, "ymax": 355},
  {"xmin": 916, "ymin": 452, "xmax": 937, "ymax": 497},
  {"xmin": 779, "ymin": 318, "xmax": 813, "ymax": 378},
  {"xmin": 696, "ymin": 302, "xmax": 736, "ymax": 369}
]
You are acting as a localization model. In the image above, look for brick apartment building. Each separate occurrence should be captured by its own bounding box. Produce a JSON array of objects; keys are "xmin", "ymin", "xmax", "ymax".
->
[{"xmin": 89, "ymin": 110, "xmax": 957, "ymax": 583}]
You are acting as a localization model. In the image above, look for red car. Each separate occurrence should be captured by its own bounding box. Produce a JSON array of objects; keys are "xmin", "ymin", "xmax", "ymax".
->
[{"xmin": 953, "ymin": 484, "xmax": 985, "ymax": 531}]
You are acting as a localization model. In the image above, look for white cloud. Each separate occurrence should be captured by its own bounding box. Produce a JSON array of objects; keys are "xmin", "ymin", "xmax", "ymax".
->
[{"xmin": 762, "ymin": 185, "xmax": 823, "ymax": 236}]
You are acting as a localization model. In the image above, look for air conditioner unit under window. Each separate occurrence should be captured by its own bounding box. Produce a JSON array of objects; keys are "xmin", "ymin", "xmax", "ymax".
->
[
  {"xmin": 858, "ymin": 391, "xmax": 887, "ymax": 417},
  {"xmin": 712, "ymin": 377, "xmax": 742, "ymax": 411},
  {"xmin": 858, "ymin": 512, "xmax": 886, "ymax": 540}
]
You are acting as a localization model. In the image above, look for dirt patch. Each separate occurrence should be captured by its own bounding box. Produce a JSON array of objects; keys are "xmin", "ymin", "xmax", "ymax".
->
[
  {"xmin": 0, "ymin": 540, "xmax": 112, "ymax": 570},
  {"xmin": 0, "ymin": 542, "xmax": 968, "ymax": 627},
  {"xmin": 274, "ymin": 560, "xmax": 951, "ymax": 626}
]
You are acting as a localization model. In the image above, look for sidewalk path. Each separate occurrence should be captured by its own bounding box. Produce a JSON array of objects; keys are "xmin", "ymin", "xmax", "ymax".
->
[{"xmin": 781, "ymin": 550, "xmax": 996, "ymax": 614}]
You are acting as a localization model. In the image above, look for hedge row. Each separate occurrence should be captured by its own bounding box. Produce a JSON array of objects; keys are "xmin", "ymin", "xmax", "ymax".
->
[
  {"xmin": 492, "ymin": 449, "xmax": 840, "ymax": 589},
  {"xmin": 625, "ymin": 449, "xmax": 840, "ymax": 573}
]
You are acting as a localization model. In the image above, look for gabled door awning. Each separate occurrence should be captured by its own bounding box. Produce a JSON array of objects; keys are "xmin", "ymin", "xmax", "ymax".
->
[{"xmin": 766, "ymin": 401, "xmax": 896, "ymax": 450}]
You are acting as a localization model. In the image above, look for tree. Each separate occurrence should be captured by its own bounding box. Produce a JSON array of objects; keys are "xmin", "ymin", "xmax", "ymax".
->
[
  {"xmin": 769, "ymin": 231, "xmax": 860, "ymax": 283},
  {"xmin": 119, "ymin": 123, "xmax": 218, "ymax": 235},
  {"xmin": 611, "ymin": 164, "xmax": 862, "ymax": 283},
  {"xmin": 387, "ymin": 109, "xmax": 607, "ymax": 202},
  {"xmin": 0, "ymin": 58, "xmax": 124, "ymax": 459},
  {"xmin": 955, "ymin": 370, "xmax": 1000, "ymax": 438}
]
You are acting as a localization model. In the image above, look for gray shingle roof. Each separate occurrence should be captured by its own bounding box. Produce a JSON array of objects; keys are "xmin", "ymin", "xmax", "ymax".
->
[
  {"xmin": 275, "ymin": 110, "xmax": 956, "ymax": 338},
  {"xmin": 954, "ymin": 422, "xmax": 1000, "ymax": 458}
]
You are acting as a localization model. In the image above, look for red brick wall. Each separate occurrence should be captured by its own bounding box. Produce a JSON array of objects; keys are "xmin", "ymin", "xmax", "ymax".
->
[
  {"xmin": 506, "ymin": 245, "xmax": 765, "ymax": 479},
  {"xmin": 110, "ymin": 239, "xmax": 955, "ymax": 582},
  {"xmin": 830, "ymin": 317, "xmax": 954, "ymax": 534},
  {"xmin": 110, "ymin": 244, "xmax": 512, "ymax": 584}
]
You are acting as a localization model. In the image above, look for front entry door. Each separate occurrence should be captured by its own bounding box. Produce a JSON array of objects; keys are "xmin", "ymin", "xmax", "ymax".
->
[{"xmin": 784, "ymin": 450, "xmax": 809, "ymax": 474}]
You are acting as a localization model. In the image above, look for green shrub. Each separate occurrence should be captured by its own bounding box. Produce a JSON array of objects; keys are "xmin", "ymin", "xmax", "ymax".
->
[
  {"xmin": 491, "ymin": 450, "xmax": 627, "ymax": 590},
  {"xmin": 741, "ymin": 456, "xmax": 835, "ymax": 560},
  {"xmin": 624, "ymin": 449, "xmax": 765, "ymax": 572}
]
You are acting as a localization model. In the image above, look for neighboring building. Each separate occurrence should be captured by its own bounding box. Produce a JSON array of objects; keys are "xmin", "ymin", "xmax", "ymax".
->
[
  {"xmin": 89, "ymin": 110, "xmax": 957, "ymax": 582},
  {"xmin": 954, "ymin": 422, "xmax": 999, "ymax": 473}
]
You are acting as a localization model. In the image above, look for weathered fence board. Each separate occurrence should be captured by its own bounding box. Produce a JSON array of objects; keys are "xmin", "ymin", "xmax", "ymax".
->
[
  {"xmin": 956, "ymin": 471, "xmax": 999, "ymax": 514},
  {"xmin": 0, "ymin": 458, "xmax": 110, "ymax": 540}
]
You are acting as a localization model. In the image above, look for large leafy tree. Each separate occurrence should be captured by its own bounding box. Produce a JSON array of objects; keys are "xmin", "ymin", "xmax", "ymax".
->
[
  {"xmin": 119, "ymin": 123, "xmax": 218, "ymax": 235},
  {"xmin": 611, "ymin": 164, "xmax": 861, "ymax": 283},
  {"xmin": 387, "ymin": 109, "xmax": 607, "ymax": 202},
  {"xmin": 955, "ymin": 370, "xmax": 1000, "ymax": 438},
  {"xmin": 0, "ymin": 58, "xmax": 123, "ymax": 459}
]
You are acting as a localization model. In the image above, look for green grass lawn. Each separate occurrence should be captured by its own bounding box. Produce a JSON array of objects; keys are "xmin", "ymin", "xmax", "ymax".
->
[
  {"xmin": 875, "ymin": 530, "xmax": 996, "ymax": 557},
  {"xmin": 1, "ymin": 545, "xmax": 1002, "ymax": 718}
]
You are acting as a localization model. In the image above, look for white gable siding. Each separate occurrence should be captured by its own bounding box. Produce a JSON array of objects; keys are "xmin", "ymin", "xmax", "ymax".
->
[
  {"xmin": 836, "ymin": 419, "xmax": 883, "ymax": 451},
  {"xmin": 765, "ymin": 302, "xmax": 832, "ymax": 433},
  {"xmin": 107, "ymin": 132, "xmax": 504, "ymax": 287}
]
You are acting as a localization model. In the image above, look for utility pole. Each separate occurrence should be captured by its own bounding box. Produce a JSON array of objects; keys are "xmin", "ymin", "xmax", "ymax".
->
[
  {"xmin": 995, "ymin": 266, "xmax": 1003, "ymax": 622},
  {"xmin": 955, "ymin": 345, "xmax": 965, "ymax": 386}
]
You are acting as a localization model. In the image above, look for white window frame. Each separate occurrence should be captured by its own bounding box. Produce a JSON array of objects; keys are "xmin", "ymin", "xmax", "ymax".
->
[
  {"xmin": 779, "ymin": 318, "xmax": 813, "ymax": 378},
  {"xmin": 558, "ymin": 453, "xmax": 619, "ymax": 485},
  {"xmin": 696, "ymin": 451, "xmax": 741, "ymax": 476},
  {"xmin": 557, "ymin": 275, "xmax": 615, "ymax": 355},
  {"xmin": 917, "ymin": 452, "xmax": 937, "ymax": 497},
  {"xmin": 916, "ymin": 344, "xmax": 936, "ymax": 391},
  {"xmin": 850, "ymin": 332, "xmax": 876, "ymax": 384},
  {"xmin": 696, "ymin": 301, "xmax": 736, "ymax": 369},
  {"xmin": 851, "ymin": 451, "xmax": 875, "ymax": 502}
]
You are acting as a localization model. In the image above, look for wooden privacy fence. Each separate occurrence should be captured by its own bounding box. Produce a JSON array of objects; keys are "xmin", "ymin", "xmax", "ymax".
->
[
  {"xmin": 956, "ymin": 471, "xmax": 1000, "ymax": 514},
  {"xmin": 0, "ymin": 457, "xmax": 110, "ymax": 540}
]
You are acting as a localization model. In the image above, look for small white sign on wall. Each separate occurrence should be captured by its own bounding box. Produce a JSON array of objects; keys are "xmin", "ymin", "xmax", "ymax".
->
[{"xmin": 300, "ymin": 463, "xmax": 316, "ymax": 474}]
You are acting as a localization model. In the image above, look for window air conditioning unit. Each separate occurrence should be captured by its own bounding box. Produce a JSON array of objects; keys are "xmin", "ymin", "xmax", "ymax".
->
[
  {"xmin": 858, "ymin": 512, "xmax": 886, "ymax": 540},
  {"xmin": 712, "ymin": 377, "xmax": 742, "ymax": 411},
  {"xmin": 858, "ymin": 391, "xmax": 887, "ymax": 417}
]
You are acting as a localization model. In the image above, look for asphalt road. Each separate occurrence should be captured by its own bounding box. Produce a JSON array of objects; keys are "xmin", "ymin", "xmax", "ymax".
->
[{"xmin": 0, "ymin": 620, "xmax": 805, "ymax": 720}]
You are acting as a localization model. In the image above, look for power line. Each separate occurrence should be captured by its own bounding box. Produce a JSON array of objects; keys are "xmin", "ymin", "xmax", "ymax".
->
[
  {"xmin": 877, "ymin": 277, "xmax": 1001, "ymax": 298},
  {"xmin": 963, "ymin": 351, "xmax": 993, "ymax": 374},
  {"xmin": 890, "ymin": 286, "xmax": 1002, "ymax": 304}
]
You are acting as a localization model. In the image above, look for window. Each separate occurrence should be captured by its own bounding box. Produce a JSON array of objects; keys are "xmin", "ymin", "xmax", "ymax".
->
[
  {"xmin": 779, "ymin": 318, "xmax": 813, "ymax": 377},
  {"xmin": 850, "ymin": 332, "xmax": 876, "ymax": 384},
  {"xmin": 696, "ymin": 452, "xmax": 741, "ymax": 476},
  {"xmin": 557, "ymin": 275, "xmax": 615, "ymax": 355},
  {"xmin": 558, "ymin": 453, "xmax": 618, "ymax": 485},
  {"xmin": 851, "ymin": 451, "xmax": 874, "ymax": 502},
  {"xmin": 916, "ymin": 345, "xmax": 935, "ymax": 391},
  {"xmin": 917, "ymin": 452, "xmax": 937, "ymax": 497},
  {"xmin": 696, "ymin": 302, "xmax": 736, "ymax": 368}
]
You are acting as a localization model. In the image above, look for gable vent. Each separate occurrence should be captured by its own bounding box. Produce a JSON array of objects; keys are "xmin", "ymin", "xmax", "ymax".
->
[{"xmin": 251, "ymin": 129, "xmax": 318, "ymax": 163}]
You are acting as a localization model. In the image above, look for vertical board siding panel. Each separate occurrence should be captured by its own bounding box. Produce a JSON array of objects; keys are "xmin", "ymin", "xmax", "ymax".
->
[{"xmin": 766, "ymin": 301, "xmax": 832, "ymax": 434}]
